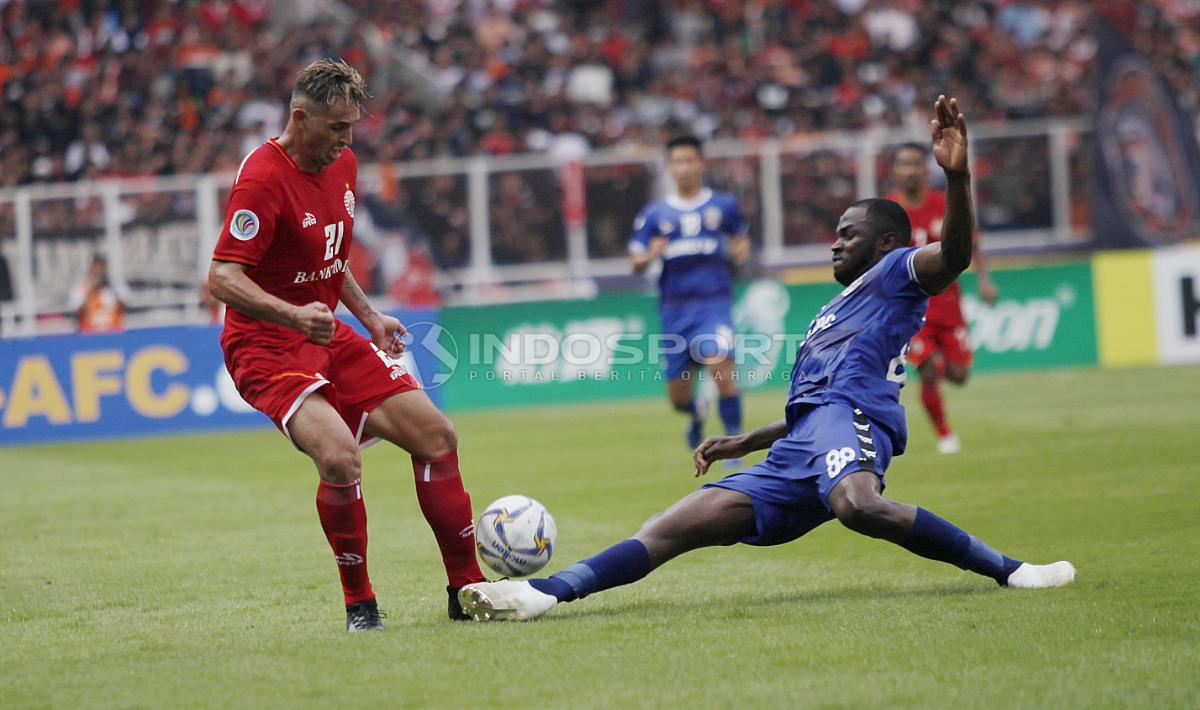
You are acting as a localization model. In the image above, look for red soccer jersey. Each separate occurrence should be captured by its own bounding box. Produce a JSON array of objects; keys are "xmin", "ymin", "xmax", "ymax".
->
[
  {"xmin": 213, "ymin": 139, "xmax": 358, "ymax": 346},
  {"xmin": 889, "ymin": 189, "xmax": 964, "ymax": 327}
]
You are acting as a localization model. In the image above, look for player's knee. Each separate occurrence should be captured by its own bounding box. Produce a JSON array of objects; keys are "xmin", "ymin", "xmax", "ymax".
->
[
  {"xmin": 412, "ymin": 419, "xmax": 458, "ymax": 461},
  {"xmin": 945, "ymin": 366, "xmax": 969, "ymax": 385},
  {"xmin": 315, "ymin": 446, "xmax": 362, "ymax": 484},
  {"xmin": 831, "ymin": 493, "xmax": 892, "ymax": 537}
]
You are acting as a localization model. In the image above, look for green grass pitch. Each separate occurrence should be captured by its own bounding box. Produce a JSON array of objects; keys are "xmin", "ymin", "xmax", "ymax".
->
[{"xmin": 2, "ymin": 365, "xmax": 1198, "ymax": 708}]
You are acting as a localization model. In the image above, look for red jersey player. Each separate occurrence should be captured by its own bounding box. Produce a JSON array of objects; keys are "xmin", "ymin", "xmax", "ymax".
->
[
  {"xmin": 888, "ymin": 143, "xmax": 998, "ymax": 454},
  {"xmin": 208, "ymin": 60, "xmax": 485, "ymax": 631}
]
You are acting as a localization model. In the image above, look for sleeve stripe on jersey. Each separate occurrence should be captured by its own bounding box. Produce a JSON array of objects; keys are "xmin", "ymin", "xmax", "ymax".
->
[
  {"xmin": 905, "ymin": 248, "xmax": 919, "ymax": 283},
  {"xmin": 233, "ymin": 148, "xmax": 256, "ymax": 185},
  {"xmin": 212, "ymin": 253, "xmax": 258, "ymax": 266},
  {"xmin": 628, "ymin": 240, "xmax": 647, "ymax": 255}
]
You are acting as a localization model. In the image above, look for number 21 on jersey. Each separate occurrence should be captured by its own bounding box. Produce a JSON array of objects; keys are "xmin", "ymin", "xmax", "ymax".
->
[{"xmin": 323, "ymin": 221, "xmax": 345, "ymax": 260}]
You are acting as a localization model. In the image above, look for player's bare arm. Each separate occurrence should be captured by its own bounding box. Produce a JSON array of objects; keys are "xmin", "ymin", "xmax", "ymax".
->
[
  {"xmin": 693, "ymin": 418, "xmax": 788, "ymax": 477},
  {"xmin": 208, "ymin": 260, "xmax": 335, "ymax": 343},
  {"xmin": 729, "ymin": 235, "xmax": 751, "ymax": 266},
  {"xmin": 339, "ymin": 270, "xmax": 406, "ymax": 357},
  {"xmin": 631, "ymin": 236, "xmax": 668, "ymax": 274},
  {"xmin": 913, "ymin": 95, "xmax": 975, "ymax": 295},
  {"xmin": 972, "ymin": 237, "xmax": 1000, "ymax": 305}
]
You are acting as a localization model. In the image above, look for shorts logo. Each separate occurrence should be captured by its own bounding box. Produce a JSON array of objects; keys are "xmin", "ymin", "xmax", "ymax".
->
[
  {"xmin": 230, "ymin": 209, "xmax": 259, "ymax": 240},
  {"xmin": 302, "ymin": 212, "xmax": 317, "ymax": 228},
  {"xmin": 344, "ymin": 189, "xmax": 355, "ymax": 218}
]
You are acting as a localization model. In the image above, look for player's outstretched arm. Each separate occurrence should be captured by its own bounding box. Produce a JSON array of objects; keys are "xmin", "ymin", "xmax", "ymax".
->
[
  {"xmin": 913, "ymin": 95, "xmax": 975, "ymax": 295},
  {"xmin": 209, "ymin": 260, "xmax": 335, "ymax": 343},
  {"xmin": 339, "ymin": 270, "xmax": 406, "ymax": 357},
  {"xmin": 693, "ymin": 418, "xmax": 787, "ymax": 477}
]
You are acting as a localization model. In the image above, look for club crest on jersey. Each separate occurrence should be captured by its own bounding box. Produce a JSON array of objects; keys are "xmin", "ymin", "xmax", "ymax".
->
[
  {"xmin": 703, "ymin": 206, "xmax": 723, "ymax": 230},
  {"xmin": 302, "ymin": 212, "xmax": 317, "ymax": 228},
  {"xmin": 657, "ymin": 219, "xmax": 674, "ymax": 234},
  {"xmin": 343, "ymin": 189, "xmax": 355, "ymax": 218},
  {"xmin": 230, "ymin": 209, "xmax": 259, "ymax": 240}
]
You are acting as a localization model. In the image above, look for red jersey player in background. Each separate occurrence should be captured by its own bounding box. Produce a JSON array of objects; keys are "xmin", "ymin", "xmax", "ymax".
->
[
  {"xmin": 208, "ymin": 60, "xmax": 485, "ymax": 631},
  {"xmin": 888, "ymin": 143, "xmax": 999, "ymax": 454}
]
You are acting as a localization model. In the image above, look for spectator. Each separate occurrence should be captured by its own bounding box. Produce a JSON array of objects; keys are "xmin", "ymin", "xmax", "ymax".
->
[{"xmin": 70, "ymin": 254, "xmax": 126, "ymax": 333}]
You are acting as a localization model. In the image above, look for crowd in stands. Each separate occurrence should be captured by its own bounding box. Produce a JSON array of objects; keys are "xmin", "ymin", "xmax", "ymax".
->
[{"xmin": 1, "ymin": 0, "xmax": 1196, "ymax": 284}]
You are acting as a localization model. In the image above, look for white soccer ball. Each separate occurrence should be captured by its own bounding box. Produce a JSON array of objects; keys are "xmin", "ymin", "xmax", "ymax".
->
[{"xmin": 476, "ymin": 495, "xmax": 557, "ymax": 577}]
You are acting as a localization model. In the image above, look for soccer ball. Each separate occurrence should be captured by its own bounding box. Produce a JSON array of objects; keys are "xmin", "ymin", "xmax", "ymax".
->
[{"xmin": 475, "ymin": 495, "xmax": 557, "ymax": 577}]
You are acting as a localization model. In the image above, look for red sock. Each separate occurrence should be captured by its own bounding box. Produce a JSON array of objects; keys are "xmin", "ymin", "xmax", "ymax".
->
[
  {"xmin": 920, "ymin": 380, "xmax": 952, "ymax": 437},
  {"xmin": 315, "ymin": 479, "xmax": 374, "ymax": 606},
  {"xmin": 412, "ymin": 451, "xmax": 486, "ymax": 588}
]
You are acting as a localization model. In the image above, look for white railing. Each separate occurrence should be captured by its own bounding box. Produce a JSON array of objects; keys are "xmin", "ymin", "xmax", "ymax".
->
[{"xmin": 0, "ymin": 116, "xmax": 1093, "ymax": 336}]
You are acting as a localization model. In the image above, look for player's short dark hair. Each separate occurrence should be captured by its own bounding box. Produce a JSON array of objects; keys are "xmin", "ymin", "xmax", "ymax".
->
[
  {"xmin": 848, "ymin": 198, "xmax": 912, "ymax": 246},
  {"xmin": 893, "ymin": 142, "xmax": 927, "ymax": 161},
  {"xmin": 666, "ymin": 135, "xmax": 703, "ymax": 155},
  {"xmin": 292, "ymin": 59, "xmax": 369, "ymax": 111}
]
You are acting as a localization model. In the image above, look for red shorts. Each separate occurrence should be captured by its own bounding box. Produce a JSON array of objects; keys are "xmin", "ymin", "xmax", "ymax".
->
[
  {"xmin": 223, "ymin": 320, "xmax": 421, "ymax": 446},
  {"xmin": 907, "ymin": 320, "xmax": 973, "ymax": 369}
]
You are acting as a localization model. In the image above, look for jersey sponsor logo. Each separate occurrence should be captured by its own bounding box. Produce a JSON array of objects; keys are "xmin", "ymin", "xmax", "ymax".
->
[
  {"xmin": 230, "ymin": 209, "xmax": 259, "ymax": 241},
  {"xmin": 302, "ymin": 212, "xmax": 317, "ymax": 228},
  {"xmin": 806, "ymin": 312, "xmax": 837, "ymax": 338},
  {"xmin": 663, "ymin": 237, "xmax": 719, "ymax": 259},
  {"xmin": 344, "ymin": 189, "xmax": 355, "ymax": 218},
  {"xmin": 293, "ymin": 258, "xmax": 348, "ymax": 283},
  {"xmin": 703, "ymin": 206, "xmax": 723, "ymax": 231},
  {"xmin": 680, "ymin": 212, "xmax": 702, "ymax": 237}
]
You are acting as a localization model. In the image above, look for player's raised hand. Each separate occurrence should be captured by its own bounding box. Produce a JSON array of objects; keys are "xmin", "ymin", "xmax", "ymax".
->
[
  {"xmin": 296, "ymin": 301, "xmax": 335, "ymax": 344},
  {"xmin": 930, "ymin": 95, "xmax": 969, "ymax": 177},
  {"xmin": 371, "ymin": 314, "xmax": 408, "ymax": 358},
  {"xmin": 693, "ymin": 435, "xmax": 748, "ymax": 477}
]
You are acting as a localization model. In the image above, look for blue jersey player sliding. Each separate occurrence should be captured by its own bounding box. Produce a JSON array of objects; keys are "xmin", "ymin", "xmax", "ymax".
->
[
  {"xmin": 630, "ymin": 135, "xmax": 751, "ymax": 453},
  {"xmin": 458, "ymin": 97, "xmax": 1075, "ymax": 621}
]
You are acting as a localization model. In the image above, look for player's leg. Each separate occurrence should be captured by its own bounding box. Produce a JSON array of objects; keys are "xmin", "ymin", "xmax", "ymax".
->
[
  {"xmin": 667, "ymin": 371, "xmax": 706, "ymax": 450},
  {"xmin": 827, "ymin": 471, "xmax": 1074, "ymax": 588},
  {"xmin": 457, "ymin": 487, "xmax": 756, "ymax": 621},
  {"xmin": 912, "ymin": 327, "xmax": 956, "ymax": 451},
  {"xmin": 662, "ymin": 307, "xmax": 707, "ymax": 449},
  {"xmin": 288, "ymin": 392, "xmax": 382, "ymax": 631},
  {"xmin": 697, "ymin": 308, "xmax": 742, "ymax": 442},
  {"xmin": 706, "ymin": 356, "xmax": 742, "ymax": 463},
  {"xmin": 364, "ymin": 389, "xmax": 486, "ymax": 606},
  {"xmin": 942, "ymin": 324, "xmax": 972, "ymax": 386},
  {"xmin": 932, "ymin": 324, "xmax": 973, "ymax": 452}
]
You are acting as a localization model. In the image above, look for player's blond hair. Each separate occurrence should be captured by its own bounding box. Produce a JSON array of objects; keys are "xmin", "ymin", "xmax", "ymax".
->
[{"xmin": 291, "ymin": 59, "xmax": 369, "ymax": 111}]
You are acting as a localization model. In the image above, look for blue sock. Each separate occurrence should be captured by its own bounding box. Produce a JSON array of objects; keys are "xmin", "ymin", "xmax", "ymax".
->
[
  {"xmin": 718, "ymin": 394, "xmax": 742, "ymax": 436},
  {"xmin": 527, "ymin": 539, "xmax": 652, "ymax": 602},
  {"xmin": 901, "ymin": 508, "xmax": 1023, "ymax": 585}
]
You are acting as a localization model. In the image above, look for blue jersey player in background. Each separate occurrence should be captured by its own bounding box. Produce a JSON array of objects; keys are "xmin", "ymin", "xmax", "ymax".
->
[
  {"xmin": 458, "ymin": 97, "xmax": 1076, "ymax": 621},
  {"xmin": 629, "ymin": 135, "xmax": 751, "ymax": 454}
]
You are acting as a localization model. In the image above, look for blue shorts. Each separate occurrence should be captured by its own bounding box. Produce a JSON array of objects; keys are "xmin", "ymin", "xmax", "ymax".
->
[
  {"xmin": 659, "ymin": 300, "xmax": 734, "ymax": 380},
  {"xmin": 703, "ymin": 403, "xmax": 894, "ymax": 546}
]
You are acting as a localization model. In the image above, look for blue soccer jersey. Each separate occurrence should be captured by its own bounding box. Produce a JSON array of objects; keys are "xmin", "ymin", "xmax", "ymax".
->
[
  {"xmin": 628, "ymin": 188, "xmax": 747, "ymax": 304},
  {"xmin": 786, "ymin": 246, "xmax": 929, "ymax": 454}
]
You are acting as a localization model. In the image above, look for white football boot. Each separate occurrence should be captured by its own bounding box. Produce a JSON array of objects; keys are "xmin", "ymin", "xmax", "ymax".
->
[
  {"xmin": 1006, "ymin": 561, "xmax": 1076, "ymax": 589},
  {"xmin": 936, "ymin": 433, "xmax": 961, "ymax": 455},
  {"xmin": 457, "ymin": 580, "xmax": 558, "ymax": 621}
]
